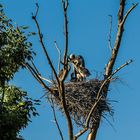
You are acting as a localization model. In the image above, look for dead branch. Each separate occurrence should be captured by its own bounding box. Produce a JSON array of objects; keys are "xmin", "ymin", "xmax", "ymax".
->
[
  {"xmin": 25, "ymin": 63, "xmax": 52, "ymax": 93},
  {"xmin": 121, "ymin": 3, "xmax": 138, "ymax": 26},
  {"xmin": 54, "ymin": 41, "xmax": 61, "ymax": 73},
  {"xmin": 59, "ymin": 1, "xmax": 74, "ymax": 140},
  {"xmin": 62, "ymin": 0, "xmax": 69, "ymax": 66},
  {"xmin": 108, "ymin": 15, "xmax": 113, "ymax": 51},
  {"xmin": 50, "ymin": 98, "xmax": 64, "ymax": 140},
  {"xmin": 30, "ymin": 60, "xmax": 53, "ymax": 84},
  {"xmin": 38, "ymin": 75, "xmax": 53, "ymax": 84},
  {"xmin": 105, "ymin": 2, "xmax": 137, "ymax": 78},
  {"xmin": 32, "ymin": 3, "xmax": 60, "ymax": 86}
]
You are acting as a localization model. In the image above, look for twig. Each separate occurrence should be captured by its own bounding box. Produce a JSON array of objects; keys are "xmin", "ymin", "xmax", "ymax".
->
[
  {"xmin": 60, "ymin": 1, "xmax": 73, "ymax": 140},
  {"xmin": 54, "ymin": 41, "xmax": 61, "ymax": 73},
  {"xmin": 32, "ymin": 3, "xmax": 60, "ymax": 86},
  {"xmin": 121, "ymin": 3, "xmax": 138, "ymax": 26},
  {"xmin": 50, "ymin": 98, "xmax": 64, "ymax": 140},
  {"xmin": 62, "ymin": 0, "xmax": 69, "ymax": 66},
  {"xmin": 38, "ymin": 75, "xmax": 53, "ymax": 84},
  {"xmin": 25, "ymin": 63, "xmax": 52, "ymax": 93},
  {"xmin": 30, "ymin": 60, "xmax": 41, "ymax": 75},
  {"xmin": 29, "ymin": 60, "xmax": 53, "ymax": 84},
  {"xmin": 108, "ymin": 15, "xmax": 112, "ymax": 51}
]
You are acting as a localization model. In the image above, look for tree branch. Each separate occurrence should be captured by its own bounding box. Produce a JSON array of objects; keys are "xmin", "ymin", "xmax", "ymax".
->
[
  {"xmin": 105, "ymin": 1, "xmax": 137, "ymax": 78},
  {"xmin": 108, "ymin": 15, "xmax": 113, "ymax": 51},
  {"xmin": 54, "ymin": 41, "xmax": 61, "ymax": 73},
  {"xmin": 25, "ymin": 63, "xmax": 52, "ymax": 93},
  {"xmin": 50, "ymin": 98, "xmax": 64, "ymax": 140},
  {"xmin": 62, "ymin": 0, "xmax": 69, "ymax": 66},
  {"xmin": 32, "ymin": 3, "xmax": 60, "ymax": 86},
  {"xmin": 58, "ymin": 1, "xmax": 73, "ymax": 140},
  {"xmin": 121, "ymin": 3, "xmax": 138, "ymax": 26}
]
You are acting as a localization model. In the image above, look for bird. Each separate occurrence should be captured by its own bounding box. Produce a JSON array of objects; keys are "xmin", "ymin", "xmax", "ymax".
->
[
  {"xmin": 75, "ymin": 55, "xmax": 85, "ymax": 67},
  {"xmin": 69, "ymin": 54, "xmax": 91, "ymax": 82},
  {"xmin": 73, "ymin": 65, "xmax": 90, "ymax": 81},
  {"xmin": 69, "ymin": 54, "xmax": 85, "ymax": 68}
]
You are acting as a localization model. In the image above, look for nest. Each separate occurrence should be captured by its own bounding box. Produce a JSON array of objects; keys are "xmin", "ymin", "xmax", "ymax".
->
[{"xmin": 47, "ymin": 79, "xmax": 113, "ymax": 128}]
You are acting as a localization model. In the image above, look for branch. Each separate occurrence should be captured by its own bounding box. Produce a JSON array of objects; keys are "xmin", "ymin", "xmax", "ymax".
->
[
  {"xmin": 32, "ymin": 3, "xmax": 60, "ymax": 86},
  {"xmin": 118, "ymin": 0, "xmax": 125, "ymax": 24},
  {"xmin": 105, "ymin": 1, "xmax": 137, "ymax": 78},
  {"xmin": 25, "ymin": 63, "xmax": 52, "ymax": 93},
  {"xmin": 30, "ymin": 60, "xmax": 53, "ymax": 84},
  {"xmin": 121, "ymin": 3, "xmax": 138, "ymax": 26},
  {"xmin": 108, "ymin": 15, "xmax": 112, "ymax": 51},
  {"xmin": 62, "ymin": 0, "xmax": 69, "ymax": 66},
  {"xmin": 38, "ymin": 75, "xmax": 53, "ymax": 84},
  {"xmin": 60, "ymin": 1, "xmax": 73, "ymax": 140},
  {"xmin": 50, "ymin": 98, "xmax": 64, "ymax": 140},
  {"xmin": 54, "ymin": 41, "xmax": 61, "ymax": 73}
]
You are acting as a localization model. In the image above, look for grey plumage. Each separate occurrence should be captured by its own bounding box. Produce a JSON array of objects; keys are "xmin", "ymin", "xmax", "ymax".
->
[{"xmin": 69, "ymin": 54, "xmax": 91, "ymax": 81}]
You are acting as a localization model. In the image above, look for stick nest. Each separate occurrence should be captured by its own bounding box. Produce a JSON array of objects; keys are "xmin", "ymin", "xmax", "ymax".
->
[{"xmin": 47, "ymin": 79, "xmax": 113, "ymax": 128}]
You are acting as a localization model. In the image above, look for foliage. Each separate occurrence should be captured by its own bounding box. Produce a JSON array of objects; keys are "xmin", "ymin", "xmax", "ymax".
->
[
  {"xmin": 0, "ymin": 5, "xmax": 33, "ymax": 84},
  {"xmin": 0, "ymin": 4, "xmax": 39, "ymax": 140},
  {"xmin": 0, "ymin": 86, "xmax": 39, "ymax": 140}
]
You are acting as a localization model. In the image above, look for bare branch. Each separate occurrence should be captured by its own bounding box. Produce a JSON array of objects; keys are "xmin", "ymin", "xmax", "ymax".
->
[
  {"xmin": 25, "ymin": 63, "xmax": 52, "ymax": 93},
  {"xmin": 73, "ymin": 128, "xmax": 88, "ymax": 140},
  {"xmin": 29, "ymin": 60, "xmax": 53, "ymax": 84},
  {"xmin": 121, "ymin": 3, "xmax": 138, "ymax": 26},
  {"xmin": 61, "ymin": 0, "xmax": 69, "ymax": 66},
  {"xmin": 105, "ymin": 1, "xmax": 137, "ymax": 78},
  {"xmin": 50, "ymin": 98, "xmax": 64, "ymax": 140},
  {"xmin": 108, "ymin": 15, "xmax": 112, "ymax": 51},
  {"xmin": 59, "ymin": 1, "xmax": 74, "ymax": 140},
  {"xmin": 118, "ymin": 0, "xmax": 125, "ymax": 24},
  {"xmin": 38, "ymin": 75, "xmax": 53, "ymax": 84},
  {"xmin": 54, "ymin": 41, "xmax": 61, "ymax": 73},
  {"xmin": 32, "ymin": 3, "xmax": 60, "ymax": 86},
  {"xmin": 30, "ymin": 60, "xmax": 41, "ymax": 75}
]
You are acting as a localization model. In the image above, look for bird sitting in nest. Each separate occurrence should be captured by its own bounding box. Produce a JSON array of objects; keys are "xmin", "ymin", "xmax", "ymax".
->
[{"xmin": 69, "ymin": 54, "xmax": 91, "ymax": 82}]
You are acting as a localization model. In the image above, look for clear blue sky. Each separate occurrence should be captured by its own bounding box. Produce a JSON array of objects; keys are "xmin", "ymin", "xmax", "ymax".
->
[{"xmin": 1, "ymin": 0, "xmax": 140, "ymax": 140}]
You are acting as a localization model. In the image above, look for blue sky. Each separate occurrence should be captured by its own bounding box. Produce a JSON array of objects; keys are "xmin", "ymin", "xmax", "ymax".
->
[{"xmin": 1, "ymin": 0, "xmax": 140, "ymax": 140}]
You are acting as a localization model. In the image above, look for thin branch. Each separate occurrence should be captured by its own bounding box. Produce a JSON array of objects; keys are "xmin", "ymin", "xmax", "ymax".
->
[
  {"xmin": 62, "ymin": 0, "xmax": 69, "ymax": 66},
  {"xmin": 74, "ymin": 128, "xmax": 88, "ymax": 140},
  {"xmin": 32, "ymin": 3, "xmax": 60, "ymax": 86},
  {"xmin": 105, "ymin": 1, "xmax": 137, "ymax": 78},
  {"xmin": 60, "ymin": 1, "xmax": 74, "ymax": 140},
  {"xmin": 25, "ymin": 63, "xmax": 52, "ymax": 93},
  {"xmin": 111, "ymin": 59, "xmax": 133, "ymax": 76},
  {"xmin": 30, "ymin": 60, "xmax": 41, "ymax": 75},
  {"xmin": 108, "ymin": 15, "xmax": 113, "ymax": 51},
  {"xmin": 29, "ymin": 60, "xmax": 53, "ymax": 84},
  {"xmin": 38, "ymin": 75, "xmax": 53, "ymax": 84},
  {"xmin": 50, "ymin": 98, "xmax": 64, "ymax": 140},
  {"xmin": 121, "ymin": 3, "xmax": 138, "ymax": 26},
  {"xmin": 54, "ymin": 41, "xmax": 61, "ymax": 73}
]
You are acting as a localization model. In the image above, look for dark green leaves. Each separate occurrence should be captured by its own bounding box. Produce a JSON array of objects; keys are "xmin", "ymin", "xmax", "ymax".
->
[{"xmin": 0, "ymin": 6, "xmax": 33, "ymax": 84}]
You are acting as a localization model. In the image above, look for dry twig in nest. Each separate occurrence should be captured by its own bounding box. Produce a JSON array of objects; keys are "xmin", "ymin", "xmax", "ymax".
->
[{"xmin": 47, "ymin": 79, "xmax": 113, "ymax": 128}]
